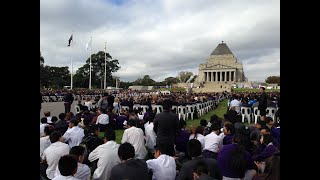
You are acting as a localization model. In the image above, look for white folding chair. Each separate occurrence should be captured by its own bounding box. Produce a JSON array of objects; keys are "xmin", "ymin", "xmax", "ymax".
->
[
  {"xmin": 241, "ymin": 107, "xmax": 252, "ymax": 124},
  {"xmin": 266, "ymin": 107, "xmax": 277, "ymax": 122}
]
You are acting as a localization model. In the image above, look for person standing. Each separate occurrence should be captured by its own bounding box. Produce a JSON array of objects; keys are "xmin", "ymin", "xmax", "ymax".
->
[
  {"xmin": 153, "ymin": 99, "xmax": 179, "ymax": 156},
  {"xmin": 64, "ymin": 91, "xmax": 74, "ymax": 113},
  {"xmin": 258, "ymin": 87, "xmax": 268, "ymax": 121}
]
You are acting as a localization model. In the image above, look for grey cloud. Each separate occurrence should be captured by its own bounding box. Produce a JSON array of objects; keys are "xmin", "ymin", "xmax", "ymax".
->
[{"xmin": 41, "ymin": 0, "xmax": 280, "ymax": 83}]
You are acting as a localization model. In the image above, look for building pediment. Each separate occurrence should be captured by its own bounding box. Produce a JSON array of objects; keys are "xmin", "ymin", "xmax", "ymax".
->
[{"xmin": 202, "ymin": 64, "xmax": 235, "ymax": 70}]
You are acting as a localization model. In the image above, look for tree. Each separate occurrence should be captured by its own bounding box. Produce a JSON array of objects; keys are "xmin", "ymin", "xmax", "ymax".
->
[
  {"xmin": 73, "ymin": 51, "xmax": 120, "ymax": 88},
  {"xmin": 120, "ymin": 81, "xmax": 133, "ymax": 89},
  {"xmin": 177, "ymin": 71, "xmax": 193, "ymax": 83},
  {"xmin": 133, "ymin": 75, "xmax": 156, "ymax": 86},
  {"xmin": 265, "ymin": 76, "xmax": 280, "ymax": 85},
  {"xmin": 163, "ymin": 77, "xmax": 179, "ymax": 85}
]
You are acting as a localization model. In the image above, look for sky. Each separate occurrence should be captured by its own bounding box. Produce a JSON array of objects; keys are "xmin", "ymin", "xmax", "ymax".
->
[{"xmin": 40, "ymin": 0, "xmax": 280, "ymax": 82}]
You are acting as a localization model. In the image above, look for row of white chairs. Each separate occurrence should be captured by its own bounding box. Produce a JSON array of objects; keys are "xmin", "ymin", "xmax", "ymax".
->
[{"xmin": 239, "ymin": 106, "xmax": 279, "ymax": 124}]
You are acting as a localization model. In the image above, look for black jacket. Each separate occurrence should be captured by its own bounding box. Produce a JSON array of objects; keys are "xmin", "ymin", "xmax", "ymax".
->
[
  {"xmin": 109, "ymin": 159, "xmax": 150, "ymax": 180},
  {"xmin": 258, "ymin": 92, "xmax": 268, "ymax": 110},
  {"xmin": 153, "ymin": 110, "xmax": 179, "ymax": 144}
]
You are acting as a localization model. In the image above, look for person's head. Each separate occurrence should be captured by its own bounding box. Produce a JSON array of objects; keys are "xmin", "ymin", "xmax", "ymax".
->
[
  {"xmin": 195, "ymin": 126, "xmax": 205, "ymax": 135},
  {"xmin": 256, "ymin": 120, "xmax": 266, "ymax": 129},
  {"xmin": 187, "ymin": 139, "xmax": 202, "ymax": 158},
  {"xmin": 147, "ymin": 112, "xmax": 156, "ymax": 123},
  {"xmin": 229, "ymin": 141, "xmax": 247, "ymax": 178},
  {"xmin": 200, "ymin": 119, "xmax": 208, "ymax": 127},
  {"xmin": 58, "ymin": 155, "xmax": 78, "ymax": 177},
  {"xmin": 193, "ymin": 160, "xmax": 209, "ymax": 179},
  {"xmin": 89, "ymin": 124, "xmax": 100, "ymax": 135},
  {"xmin": 69, "ymin": 119, "xmax": 79, "ymax": 128},
  {"xmin": 44, "ymin": 125, "xmax": 55, "ymax": 136},
  {"xmin": 49, "ymin": 131, "xmax": 62, "ymax": 143},
  {"xmin": 260, "ymin": 133, "xmax": 273, "ymax": 146},
  {"xmin": 260, "ymin": 86, "xmax": 266, "ymax": 92},
  {"xmin": 210, "ymin": 122, "xmax": 221, "ymax": 132},
  {"xmin": 210, "ymin": 114, "xmax": 219, "ymax": 123},
  {"xmin": 178, "ymin": 119, "xmax": 187, "ymax": 129},
  {"xmin": 127, "ymin": 119, "xmax": 136, "ymax": 127},
  {"xmin": 260, "ymin": 127, "xmax": 271, "ymax": 136},
  {"xmin": 41, "ymin": 117, "xmax": 48, "ymax": 124},
  {"xmin": 69, "ymin": 146, "xmax": 86, "ymax": 163},
  {"xmin": 103, "ymin": 93, "xmax": 108, "ymax": 98},
  {"xmin": 98, "ymin": 108, "xmax": 107, "ymax": 114},
  {"xmin": 263, "ymin": 152, "xmax": 280, "ymax": 180},
  {"xmin": 59, "ymin": 113, "xmax": 66, "ymax": 120},
  {"xmin": 162, "ymin": 99, "xmax": 173, "ymax": 110},
  {"xmin": 104, "ymin": 128, "xmax": 116, "ymax": 142},
  {"xmin": 223, "ymin": 122, "xmax": 235, "ymax": 135},
  {"xmin": 44, "ymin": 111, "xmax": 51, "ymax": 117},
  {"xmin": 83, "ymin": 118, "xmax": 91, "ymax": 126},
  {"xmin": 51, "ymin": 116, "xmax": 58, "ymax": 123},
  {"xmin": 154, "ymin": 143, "xmax": 169, "ymax": 158},
  {"xmin": 265, "ymin": 116, "xmax": 274, "ymax": 126},
  {"xmin": 118, "ymin": 142, "xmax": 135, "ymax": 161}
]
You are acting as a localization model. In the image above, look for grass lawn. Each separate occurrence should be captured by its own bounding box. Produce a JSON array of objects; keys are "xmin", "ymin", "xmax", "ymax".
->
[{"xmin": 100, "ymin": 99, "xmax": 231, "ymax": 143}]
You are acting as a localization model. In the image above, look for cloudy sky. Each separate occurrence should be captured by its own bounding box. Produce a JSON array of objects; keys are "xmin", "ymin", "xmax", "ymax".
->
[{"xmin": 40, "ymin": 0, "xmax": 279, "ymax": 82}]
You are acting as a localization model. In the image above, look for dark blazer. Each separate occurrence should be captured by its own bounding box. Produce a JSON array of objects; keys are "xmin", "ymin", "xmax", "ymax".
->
[
  {"xmin": 258, "ymin": 92, "xmax": 268, "ymax": 110},
  {"xmin": 178, "ymin": 157, "xmax": 221, "ymax": 180},
  {"xmin": 153, "ymin": 110, "xmax": 179, "ymax": 144},
  {"xmin": 109, "ymin": 159, "xmax": 149, "ymax": 180}
]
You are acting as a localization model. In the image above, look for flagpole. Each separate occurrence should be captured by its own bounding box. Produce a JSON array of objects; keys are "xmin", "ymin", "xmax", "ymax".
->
[
  {"xmin": 104, "ymin": 42, "xmax": 107, "ymax": 90},
  {"xmin": 71, "ymin": 57, "xmax": 73, "ymax": 90},
  {"xmin": 89, "ymin": 36, "xmax": 92, "ymax": 90}
]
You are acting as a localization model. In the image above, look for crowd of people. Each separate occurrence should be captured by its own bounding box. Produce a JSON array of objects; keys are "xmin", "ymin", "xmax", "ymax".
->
[{"xmin": 40, "ymin": 87, "xmax": 280, "ymax": 180}]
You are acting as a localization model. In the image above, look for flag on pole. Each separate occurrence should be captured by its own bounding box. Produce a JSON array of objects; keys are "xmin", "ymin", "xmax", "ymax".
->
[
  {"xmin": 86, "ymin": 38, "xmax": 92, "ymax": 51},
  {"xmin": 68, "ymin": 34, "xmax": 73, "ymax": 47}
]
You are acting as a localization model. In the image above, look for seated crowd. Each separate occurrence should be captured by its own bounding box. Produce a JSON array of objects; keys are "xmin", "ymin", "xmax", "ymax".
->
[{"xmin": 40, "ymin": 91, "xmax": 280, "ymax": 180}]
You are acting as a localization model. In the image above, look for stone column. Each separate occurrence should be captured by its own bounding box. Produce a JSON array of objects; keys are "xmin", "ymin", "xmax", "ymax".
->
[
  {"xmin": 211, "ymin": 71, "xmax": 214, "ymax": 82},
  {"xmin": 233, "ymin": 71, "xmax": 236, "ymax": 82},
  {"xmin": 203, "ymin": 72, "xmax": 207, "ymax": 82}
]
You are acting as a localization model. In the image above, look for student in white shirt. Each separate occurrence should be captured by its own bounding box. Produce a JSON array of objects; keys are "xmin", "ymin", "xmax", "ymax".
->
[
  {"xmin": 42, "ymin": 131, "xmax": 70, "ymax": 179},
  {"xmin": 146, "ymin": 143, "xmax": 176, "ymax": 180},
  {"xmin": 96, "ymin": 108, "xmax": 109, "ymax": 131},
  {"xmin": 145, "ymin": 113, "xmax": 157, "ymax": 153},
  {"xmin": 54, "ymin": 146, "xmax": 91, "ymax": 180},
  {"xmin": 121, "ymin": 119, "xmax": 147, "ymax": 159},
  {"xmin": 88, "ymin": 129, "xmax": 120, "ymax": 180},
  {"xmin": 63, "ymin": 119, "xmax": 85, "ymax": 148},
  {"xmin": 202, "ymin": 122, "xmax": 223, "ymax": 159},
  {"xmin": 40, "ymin": 117, "xmax": 49, "ymax": 137},
  {"xmin": 40, "ymin": 125, "xmax": 55, "ymax": 158},
  {"xmin": 44, "ymin": 111, "xmax": 53, "ymax": 124},
  {"xmin": 189, "ymin": 126, "xmax": 205, "ymax": 150},
  {"xmin": 52, "ymin": 155, "xmax": 80, "ymax": 180}
]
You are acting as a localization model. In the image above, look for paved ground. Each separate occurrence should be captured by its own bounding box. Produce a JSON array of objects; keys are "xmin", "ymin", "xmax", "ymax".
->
[{"xmin": 40, "ymin": 101, "xmax": 82, "ymax": 119}]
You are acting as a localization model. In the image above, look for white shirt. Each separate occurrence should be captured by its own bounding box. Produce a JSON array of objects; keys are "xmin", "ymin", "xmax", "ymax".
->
[
  {"xmin": 84, "ymin": 101, "xmax": 93, "ymax": 110},
  {"xmin": 203, "ymin": 132, "xmax": 223, "ymax": 153},
  {"xmin": 96, "ymin": 113, "xmax": 109, "ymax": 125},
  {"xmin": 230, "ymin": 99, "xmax": 241, "ymax": 113},
  {"xmin": 40, "ymin": 123, "xmax": 49, "ymax": 137},
  {"xmin": 52, "ymin": 175, "xmax": 80, "ymax": 180},
  {"xmin": 145, "ymin": 122, "xmax": 157, "ymax": 151},
  {"xmin": 42, "ymin": 141, "xmax": 70, "ymax": 179},
  {"xmin": 88, "ymin": 141, "xmax": 120, "ymax": 180},
  {"xmin": 189, "ymin": 134, "xmax": 205, "ymax": 150},
  {"xmin": 54, "ymin": 163, "xmax": 91, "ymax": 180},
  {"xmin": 63, "ymin": 126, "xmax": 85, "ymax": 148},
  {"xmin": 40, "ymin": 136, "xmax": 51, "ymax": 158},
  {"xmin": 121, "ymin": 126, "xmax": 147, "ymax": 159},
  {"xmin": 46, "ymin": 116, "xmax": 53, "ymax": 124},
  {"xmin": 146, "ymin": 154, "xmax": 176, "ymax": 180}
]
